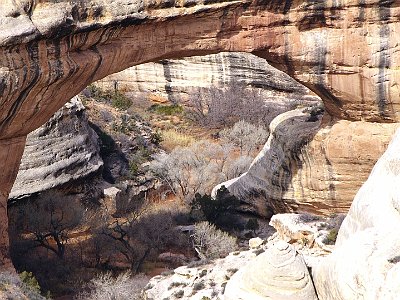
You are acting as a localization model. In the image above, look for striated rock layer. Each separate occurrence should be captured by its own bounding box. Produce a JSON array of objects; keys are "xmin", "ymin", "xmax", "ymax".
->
[
  {"xmin": 224, "ymin": 241, "xmax": 318, "ymax": 300},
  {"xmin": 222, "ymin": 111, "xmax": 399, "ymax": 216},
  {"xmin": 0, "ymin": 0, "xmax": 400, "ymax": 267},
  {"xmin": 9, "ymin": 97, "xmax": 102, "ymax": 200},
  {"xmin": 313, "ymin": 128, "xmax": 400, "ymax": 300},
  {"xmin": 96, "ymin": 52, "xmax": 312, "ymax": 102}
]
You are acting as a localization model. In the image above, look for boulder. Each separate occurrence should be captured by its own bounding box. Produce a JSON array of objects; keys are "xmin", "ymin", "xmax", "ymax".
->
[
  {"xmin": 249, "ymin": 237, "xmax": 264, "ymax": 249},
  {"xmin": 224, "ymin": 241, "xmax": 318, "ymax": 300}
]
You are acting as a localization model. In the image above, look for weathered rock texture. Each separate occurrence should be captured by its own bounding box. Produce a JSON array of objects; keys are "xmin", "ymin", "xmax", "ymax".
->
[
  {"xmin": 9, "ymin": 97, "xmax": 102, "ymax": 200},
  {"xmin": 313, "ymin": 128, "xmax": 400, "ymax": 300},
  {"xmin": 221, "ymin": 111, "xmax": 399, "ymax": 216},
  {"xmin": 96, "ymin": 52, "xmax": 311, "ymax": 102},
  {"xmin": 0, "ymin": 0, "xmax": 399, "ymax": 267},
  {"xmin": 224, "ymin": 241, "xmax": 318, "ymax": 300}
]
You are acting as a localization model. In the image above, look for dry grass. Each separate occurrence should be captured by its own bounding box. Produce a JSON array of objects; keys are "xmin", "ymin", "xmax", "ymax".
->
[{"xmin": 160, "ymin": 129, "xmax": 195, "ymax": 151}]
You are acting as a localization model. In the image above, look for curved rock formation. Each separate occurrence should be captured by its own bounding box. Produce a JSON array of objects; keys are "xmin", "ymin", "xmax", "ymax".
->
[
  {"xmin": 0, "ymin": 0, "xmax": 399, "ymax": 267},
  {"xmin": 96, "ymin": 52, "xmax": 312, "ymax": 102},
  {"xmin": 9, "ymin": 96, "xmax": 102, "ymax": 200},
  {"xmin": 224, "ymin": 241, "xmax": 318, "ymax": 300},
  {"xmin": 313, "ymin": 128, "xmax": 400, "ymax": 300},
  {"xmin": 221, "ymin": 111, "xmax": 399, "ymax": 216}
]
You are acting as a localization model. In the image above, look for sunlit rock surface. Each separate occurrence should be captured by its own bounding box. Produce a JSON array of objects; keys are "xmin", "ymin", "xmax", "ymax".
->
[
  {"xmin": 219, "ymin": 111, "xmax": 399, "ymax": 216},
  {"xmin": 1, "ymin": 0, "xmax": 400, "ymax": 268},
  {"xmin": 313, "ymin": 128, "xmax": 400, "ymax": 300},
  {"xmin": 224, "ymin": 241, "xmax": 318, "ymax": 300}
]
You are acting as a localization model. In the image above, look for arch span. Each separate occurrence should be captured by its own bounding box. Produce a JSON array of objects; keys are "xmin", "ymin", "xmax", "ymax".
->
[{"xmin": 0, "ymin": 0, "xmax": 399, "ymax": 267}]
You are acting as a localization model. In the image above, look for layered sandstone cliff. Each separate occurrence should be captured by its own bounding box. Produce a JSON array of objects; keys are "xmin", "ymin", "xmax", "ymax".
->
[
  {"xmin": 0, "ymin": 0, "xmax": 399, "ymax": 269},
  {"xmin": 96, "ymin": 52, "xmax": 311, "ymax": 102},
  {"xmin": 221, "ymin": 112, "xmax": 399, "ymax": 216},
  {"xmin": 9, "ymin": 97, "xmax": 102, "ymax": 200},
  {"xmin": 313, "ymin": 128, "xmax": 400, "ymax": 300}
]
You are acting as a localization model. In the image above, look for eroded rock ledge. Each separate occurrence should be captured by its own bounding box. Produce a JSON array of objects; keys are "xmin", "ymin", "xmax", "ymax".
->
[{"xmin": 9, "ymin": 97, "xmax": 102, "ymax": 200}]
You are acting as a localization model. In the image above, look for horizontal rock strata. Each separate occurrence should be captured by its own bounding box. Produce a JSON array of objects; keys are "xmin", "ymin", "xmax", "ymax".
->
[
  {"xmin": 9, "ymin": 97, "xmax": 103, "ymax": 200},
  {"xmin": 96, "ymin": 52, "xmax": 312, "ymax": 101},
  {"xmin": 221, "ymin": 111, "xmax": 399, "ymax": 216}
]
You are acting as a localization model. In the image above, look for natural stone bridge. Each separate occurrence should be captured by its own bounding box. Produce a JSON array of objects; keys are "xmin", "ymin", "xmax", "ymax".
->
[{"xmin": 0, "ymin": 0, "xmax": 399, "ymax": 268}]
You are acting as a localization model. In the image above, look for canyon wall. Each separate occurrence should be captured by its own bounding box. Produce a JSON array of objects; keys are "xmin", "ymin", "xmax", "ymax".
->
[
  {"xmin": 0, "ymin": 0, "xmax": 399, "ymax": 267},
  {"xmin": 9, "ymin": 96, "xmax": 102, "ymax": 200},
  {"xmin": 224, "ymin": 115, "xmax": 399, "ymax": 216},
  {"xmin": 95, "ymin": 52, "xmax": 312, "ymax": 102}
]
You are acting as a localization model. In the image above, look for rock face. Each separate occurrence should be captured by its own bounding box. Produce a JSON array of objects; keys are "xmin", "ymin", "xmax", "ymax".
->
[
  {"xmin": 0, "ymin": 0, "xmax": 399, "ymax": 268},
  {"xmin": 96, "ymin": 52, "xmax": 311, "ymax": 102},
  {"xmin": 313, "ymin": 128, "xmax": 400, "ymax": 300},
  {"xmin": 9, "ymin": 97, "xmax": 102, "ymax": 200},
  {"xmin": 216, "ymin": 108, "xmax": 324, "ymax": 216},
  {"xmin": 224, "ymin": 241, "xmax": 318, "ymax": 300},
  {"xmin": 221, "ymin": 111, "xmax": 399, "ymax": 216},
  {"xmin": 144, "ymin": 249, "xmax": 259, "ymax": 300}
]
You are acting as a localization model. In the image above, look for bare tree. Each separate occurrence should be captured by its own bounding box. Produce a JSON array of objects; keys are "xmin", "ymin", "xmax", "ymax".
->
[
  {"xmin": 185, "ymin": 82, "xmax": 295, "ymax": 128},
  {"xmin": 13, "ymin": 198, "xmax": 84, "ymax": 259},
  {"xmin": 150, "ymin": 139, "xmax": 257, "ymax": 203},
  {"xmin": 192, "ymin": 221, "xmax": 237, "ymax": 259},
  {"xmin": 220, "ymin": 120, "xmax": 268, "ymax": 155},
  {"xmin": 101, "ymin": 207, "xmax": 182, "ymax": 273}
]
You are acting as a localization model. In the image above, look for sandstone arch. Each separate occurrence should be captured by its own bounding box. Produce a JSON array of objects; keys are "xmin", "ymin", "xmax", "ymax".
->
[{"xmin": 0, "ymin": 0, "xmax": 399, "ymax": 268}]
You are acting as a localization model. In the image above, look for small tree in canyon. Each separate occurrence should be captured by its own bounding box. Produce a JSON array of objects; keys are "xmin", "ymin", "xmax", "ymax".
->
[
  {"xmin": 220, "ymin": 120, "xmax": 268, "ymax": 156},
  {"xmin": 150, "ymin": 140, "xmax": 252, "ymax": 202},
  {"xmin": 12, "ymin": 197, "xmax": 84, "ymax": 259},
  {"xmin": 185, "ymin": 82, "xmax": 288, "ymax": 128},
  {"xmin": 101, "ymin": 207, "xmax": 184, "ymax": 273}
]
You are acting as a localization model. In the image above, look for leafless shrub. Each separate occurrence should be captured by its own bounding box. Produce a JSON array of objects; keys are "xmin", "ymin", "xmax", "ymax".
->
[
  {"xmin": 149, "ymin": 141, "xmax": 252, "ymax": 202},
  {"xmin": 192, "ymin": 222, "xmax": 237, "ymax": 259},
  {"xmin": 101, "ymin": 207, "xmax": 186, "ymax": 273},
  {"xmin": 185, "ymin": 83, "xmax": 293, "ymax": 128},
  {"xmin": 76, "ymin": 271, "xmax": 148, "ymax": 300},
  {"xmin": 220, "ymin": 120, "xmax": 268, "ymax": 156},
  {"xmin": 11, "ymin": 197, "xmax": 84, "ymax": 259}
]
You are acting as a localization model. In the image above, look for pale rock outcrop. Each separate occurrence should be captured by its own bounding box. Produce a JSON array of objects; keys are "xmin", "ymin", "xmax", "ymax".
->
[
  {"xmin": 313, "ymin": 128, "xmax": 400, "ymax": 300},
  {"xmin": 102, "ymin": 186, "xmax": 121, "ymax": 215},
  {"xmin": 216, "ymin": 108, "xmax": 323, "ymax": 216},
  {"xmin": 9, "ymin": 97, "xmax": 103, "ymax": 200},
  {"xmin": 270, "ymin": 213, "xmax": 334, "ymax": 252},
  {"xmin": 249, "ymin": 237, "xmax": 264, "ymax": 249},
  {"xmin": 144, "ymin": 249, "xmax": 258, "ymax": 300},
  {"xmin": 97, "ymin": 52, "xmax": 312, "ymax": 103},
  {"xmin": 224, "ymin": 241, "xmax": 318, "ymax": 300}
]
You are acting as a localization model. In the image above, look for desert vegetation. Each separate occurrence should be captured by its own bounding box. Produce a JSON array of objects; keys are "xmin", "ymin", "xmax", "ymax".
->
[{"xmin": 7, "ymin": 75, "xmax": 317, "ymax": 299}]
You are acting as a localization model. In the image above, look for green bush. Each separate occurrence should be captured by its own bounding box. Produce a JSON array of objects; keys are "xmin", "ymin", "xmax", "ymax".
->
[
  {"xmin": 111, "ymin": 92, "xmax": 132, "ymax": 110},
  {"xmin": 324, "ymin": 228, "xmax": 339, "ymax": 245},
  {"xmin": 148, "ymin": 104, "xmax": 183, "ymax": 115},
  {"xmin": 86, "ymin": 84, "xmax": 132, "ymax": 110},
  {"xmin": 19, "ymin": 271, "xmax": 41, "ymax": 293}
]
